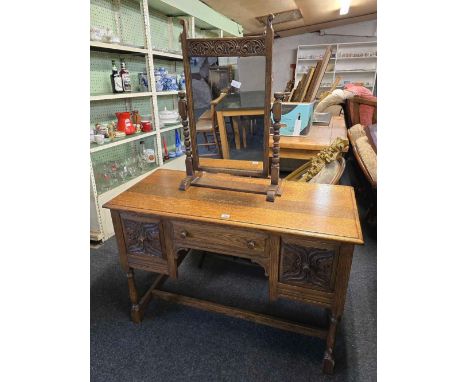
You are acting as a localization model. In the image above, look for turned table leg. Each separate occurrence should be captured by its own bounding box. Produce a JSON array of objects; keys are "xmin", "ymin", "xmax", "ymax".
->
[
  {"xmin": 126, "ymin": 269, "xmax": 168, "ymax": 324},
  {"xmin": 322, "ymin": 244, "xmax": 354, "ymax": 373},
  {"xmin": 322, "ymin": 313, "xmax": 340, "ymax": 374},
  {"xmin": 126, "ymin": 269, "xmax": 142, "ymax": 323},
  {"xmin": 242, "ymin": 124, "xmax": 247, "ymax": 148},
  {"xmin": 232, "ymin": 117, "xmax": 241, "ymax": 150}
]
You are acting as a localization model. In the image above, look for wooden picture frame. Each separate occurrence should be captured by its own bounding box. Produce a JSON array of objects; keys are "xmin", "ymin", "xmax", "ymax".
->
[
  {"xmin": 304, "ymin": 46, "xmax": 333, "ymax": 102},
  {"xmin": 299, "ymin": 66, "xmax": 315, "ymax": 101},
  {"xmin": 289, "ymin": 73, "xmax": 305, "ymax": 102},
  {"xmin": 289, "ymin": 45, "xmax": 334, "ymax": 103}
]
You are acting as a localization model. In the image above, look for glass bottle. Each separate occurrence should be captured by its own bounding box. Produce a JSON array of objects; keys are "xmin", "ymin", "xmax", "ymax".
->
[
  {"xmin": 175, "ymin": 130, "xmax": 183, "ymax": 157},
  {"xmin": 163, "ymin": 136, "xmax": 169, "ymax": 161},
  {"xmin": 138, "ymin": 141, "xmax": 148, "ymax": 170},
  {"xmin": 293, "ymin": 113, "xmax": 302, "ymax": 136},
  {"xmin": 132, "ymin": 110, "xmax": 141, "ymax": 132},
  {"xmin": 120, "ymin": 60, "xmax": 132, "ymax": 92},
  {"xmin": 110, "ymin": 60, "xmax": 123, "ymax": 93}
]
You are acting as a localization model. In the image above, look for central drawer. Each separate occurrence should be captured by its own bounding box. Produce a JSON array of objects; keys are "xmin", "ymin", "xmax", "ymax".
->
[{"xmin": 172, "ymin": 220, "xmax": 268, "ymax": 258}]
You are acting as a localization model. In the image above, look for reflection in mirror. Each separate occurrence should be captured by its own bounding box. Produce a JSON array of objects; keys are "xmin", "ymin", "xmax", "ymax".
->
[{"xmin": 188, "ymin": 56, "xmax": 266, "ymax": 168}]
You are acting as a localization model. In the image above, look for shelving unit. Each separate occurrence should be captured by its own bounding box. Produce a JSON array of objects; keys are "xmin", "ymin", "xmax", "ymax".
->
[
  {"xmin": 90, "ymin": 91, "xmax": 153, "ymax": 101},
  {"xmin": 155, "ymin": 90, "xmax": 180, "ymax": 96},
  {"xmin": 90, "ymin": 0, "xmax": 242, "ymax": 241},
  {"xmin": 335, "ymin": 70, "xmax": 376, "ymax": 73},
  {"xmin": 152, "ymin": 50, "xmax": 183, "ymax": 60},
  {"xmin": 90, "ymin": 40, "xmax": 148, "ymax": 54},
  {"xmin": 160, "ymin": 123, "xmax": 183, "ymax": 133},
  {"xmin": 90, "ymin": 130, "xmax": 158, "ymax": 153},
  {"xmin": 295, "ymin": 41, "xmax": 377, "ymax": 97}
]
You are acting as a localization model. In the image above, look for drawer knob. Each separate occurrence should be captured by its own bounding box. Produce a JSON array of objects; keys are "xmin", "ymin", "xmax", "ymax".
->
[
  {"xmin": 247, "ymin": 240, "xmax": 256, "ymax": 249},
  {"xmin": 180, "ymin": 230, "xmax": 188, "ymax": 239}
]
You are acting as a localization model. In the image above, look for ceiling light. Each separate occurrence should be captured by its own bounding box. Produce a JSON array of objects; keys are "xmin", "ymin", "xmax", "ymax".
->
[{"xmin": 340, "ymin": 0, "xmax": 351, "ymax": 15}]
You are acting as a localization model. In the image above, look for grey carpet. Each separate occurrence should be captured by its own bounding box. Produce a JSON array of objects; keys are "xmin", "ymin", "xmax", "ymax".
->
[{"xmin": 91, "ymin": 168, "xmax": 376, "ymax": 382}]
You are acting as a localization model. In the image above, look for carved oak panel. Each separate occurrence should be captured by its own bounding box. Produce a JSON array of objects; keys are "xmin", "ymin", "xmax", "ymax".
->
[
  {"xmin": 122, "ymin": 218, "xmax": 162, "ymax": 257},
  {"xmin": 187, "ymin": 38, "xmax": 265, "ymax": 57},
  {"xmin": 280, "ymin": 242, "xmax": 335, "ymax": 291}
]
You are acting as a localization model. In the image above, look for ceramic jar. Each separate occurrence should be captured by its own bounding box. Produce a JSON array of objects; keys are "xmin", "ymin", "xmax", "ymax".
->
[
  {"xmin": 155, "ymin": 74, "xmax": 164, "ymax": 91},
  {"xmin": 138, "ymin": 73, "xmax": 148, "ymax": 92},
  {"xmin": 178, "ymin": 74, "xmax": 185, "ymax": 90},
  {"xmin": 163, "ymin": 74, "xmax": 178, "ymax": 91}
]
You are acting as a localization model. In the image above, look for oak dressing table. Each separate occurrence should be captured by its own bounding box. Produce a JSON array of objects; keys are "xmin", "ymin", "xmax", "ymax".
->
[
  {"xmin": 104, "ymin": 15, "xmax": 363, "ymax": 375},
  {"xmin": 104, "ymin": 169, "xmax": 363, "ymax": 374}
]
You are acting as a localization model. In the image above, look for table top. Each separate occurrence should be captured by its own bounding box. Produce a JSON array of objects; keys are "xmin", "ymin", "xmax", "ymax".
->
[
  {"xmin": 216, "ymin": 91, "xmax": 265, "ymax": 112},
  {"xmin": 270, "ymin": 115, "xmax": 348, "ymax": 151},
  {"xmin": 104, "ymin": 169, "xmax": 363, "ymax": 245}
]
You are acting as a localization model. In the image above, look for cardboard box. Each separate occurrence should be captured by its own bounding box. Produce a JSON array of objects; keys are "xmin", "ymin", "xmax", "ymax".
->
[{"xmin": 271, "ymin": 101, "xmax": 315, "ymax": 136}]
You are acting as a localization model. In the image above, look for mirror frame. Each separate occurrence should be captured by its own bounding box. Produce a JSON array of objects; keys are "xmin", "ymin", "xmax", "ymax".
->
[{"xmin": 179, "ymin": 16, "xmax": 274, "ymax": 178}]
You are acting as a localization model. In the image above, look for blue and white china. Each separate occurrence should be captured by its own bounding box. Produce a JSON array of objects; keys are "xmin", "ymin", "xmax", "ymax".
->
[
  {"xmin": 178, "ymin": 74, "xmax": 185, "ymax": 90},
  {"xmin": 138, "ymin": 73, "xmax": 148, "ymax": 92}
]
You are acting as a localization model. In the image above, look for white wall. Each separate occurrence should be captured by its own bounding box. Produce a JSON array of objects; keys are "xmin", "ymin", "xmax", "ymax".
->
[
  {"xmin": 238, "ymin": 56, "xmax": 266, "ymax": 91},
  {"xmin": 272, "ymin": 20, "xmax": 377, "ymax": 93}
]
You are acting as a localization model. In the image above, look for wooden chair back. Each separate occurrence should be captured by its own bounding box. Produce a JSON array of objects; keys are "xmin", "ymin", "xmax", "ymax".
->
[
  {"xmin": 343, "ymin": 96, "xmax": 377, "ymax": 129},
  {"xmin": 195, "ymin": 92, "xmax": 227, "ymax": 158},
  {"xmin": 210, "ymin": 92, "xmax": 226, "ymax": 129}
]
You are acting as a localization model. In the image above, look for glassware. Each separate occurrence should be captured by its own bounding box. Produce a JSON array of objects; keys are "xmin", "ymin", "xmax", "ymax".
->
[
  {"xmin": 137, "ymin": 144, "xmax": 148, "ymax": 171},
  {"xmin": 124, "ymin": 157, "xmax": 138, "ymax": 178},
  {"xmin": 100, "ymin": 168, "xmax": 112, "ymax": 192}
]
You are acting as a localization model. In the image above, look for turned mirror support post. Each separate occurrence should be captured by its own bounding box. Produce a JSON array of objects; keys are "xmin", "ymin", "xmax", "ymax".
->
[
  {"xmin": 266, "ymin": 92, "xmax": 284, "ymax": 202},
  {"xmin": 178, "ymin": 91, "xmax": 195, "ymax": 190}
]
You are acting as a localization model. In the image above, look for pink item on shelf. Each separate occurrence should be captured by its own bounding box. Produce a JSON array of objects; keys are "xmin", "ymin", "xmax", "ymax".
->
[{"xmin": 344, "ymin": 84, "xmax": 376, "ymax": 127}]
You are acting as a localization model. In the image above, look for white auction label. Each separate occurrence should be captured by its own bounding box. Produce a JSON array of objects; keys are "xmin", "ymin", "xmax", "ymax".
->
[{"xmin": 231, "ymin": 80, "xmax": 241, "ymax": 89}]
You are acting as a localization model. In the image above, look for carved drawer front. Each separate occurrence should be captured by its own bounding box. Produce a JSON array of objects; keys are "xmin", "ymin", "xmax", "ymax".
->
[
  {"xmin": 120, "ymin": 213, "xmax": 168, "ymax": 274},
  {"xmin": 279, "ymin": 238, "xmax": 338, "ymax": 292},
  {"xmin": 172, "ymin": 221, "xmax": 268, "ymax": 258}
]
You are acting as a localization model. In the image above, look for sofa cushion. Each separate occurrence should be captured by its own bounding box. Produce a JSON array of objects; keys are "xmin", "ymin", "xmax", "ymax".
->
[
  {"xmin": 315, "ymin": 89, "xmax": 352, "ymax": 112},
  {"xmin": 355, "ymin": 136, "xmax": 377, "ymax": 183},
  {"xmin": 348, "ymin": 124, "xmax": 366, "ymax": 142},
  {"xmin": 323, "ymin": 104, "xmax": 343, "ymax": 116}
]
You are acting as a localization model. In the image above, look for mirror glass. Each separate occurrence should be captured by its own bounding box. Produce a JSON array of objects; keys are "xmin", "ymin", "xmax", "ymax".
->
[{"xmin": 188, "ymin": 56, "xmax": 266, "ymax": 172}]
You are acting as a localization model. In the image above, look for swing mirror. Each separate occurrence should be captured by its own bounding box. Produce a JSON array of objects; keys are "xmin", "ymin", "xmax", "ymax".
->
[{"xmin": 179, "ymin": 18, "xmax": 273, "ymax": 178}]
